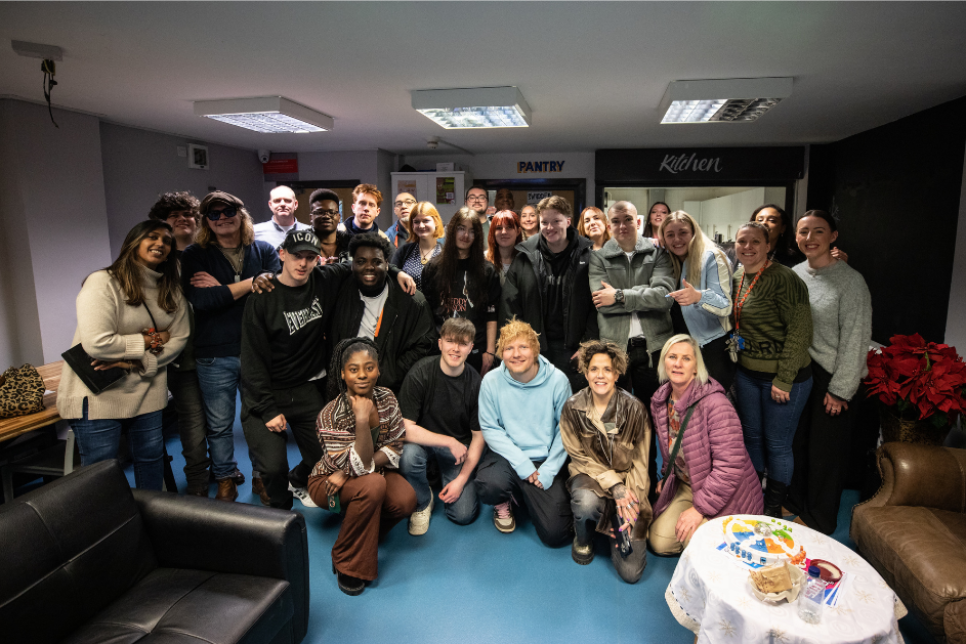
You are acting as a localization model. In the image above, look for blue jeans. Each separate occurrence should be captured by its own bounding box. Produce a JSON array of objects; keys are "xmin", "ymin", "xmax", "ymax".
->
[
  {"xmin": 734, "ymin": 369, "xmax": 813, "ymax": 485},
  {"xmin": 70, "ymin": 398, "xmax": 164, "ymax": 490},
  {"xmin": 196, "ymin": 356, "xmax": 254, "ymax": 480},
  {"xmin": 399, "ymin": 442, "xmax": 479, "ymax": 525}
]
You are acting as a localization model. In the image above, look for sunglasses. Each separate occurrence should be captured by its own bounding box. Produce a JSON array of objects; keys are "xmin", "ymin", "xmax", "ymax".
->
[{"xmin": 205, "ymin": 207, "xmax": 238, "ymax": 221}]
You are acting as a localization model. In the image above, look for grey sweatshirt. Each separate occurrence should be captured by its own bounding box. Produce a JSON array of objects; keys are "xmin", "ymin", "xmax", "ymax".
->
[{"xmin": 793, "ymin": 259, "xmax": 872, "ymax": 400}]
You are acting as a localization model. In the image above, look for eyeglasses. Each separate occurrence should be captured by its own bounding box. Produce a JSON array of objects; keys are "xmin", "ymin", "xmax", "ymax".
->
[
  {"xmin": 466, "ymin": 195, "xmax": 487, "ymax": 203},
  {"xmin": 205, "ymin": 207, "xmax": 238, "ymax": 221},
  {"xmin": 394, "ymin": 199, "xmax": 416, "ymax": 208},
  {"xmin": 311, "ymin": 209, "xmax": 341, "ymax": 218}
]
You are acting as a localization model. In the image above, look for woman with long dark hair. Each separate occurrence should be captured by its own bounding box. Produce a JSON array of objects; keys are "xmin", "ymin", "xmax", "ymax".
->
[
  {"xmin": 421, "ymin": 207, "xmax": 501, "ymax": 375},
  {"xmin": 389, "ymin": 201, "xmax": 444, "ymax": 291},
  {"xmin": 485, "ymin": 209, "xmax": 523, "ymax": 281},
  {"xmin": 308, "ymin": 338, "xmax": 416, "ymax": 596},
  {"xmin": 642, "ymin": 201, "xmax": 670, "ymax": 239},
  {"xmin": 750, "ymin": 204, "xmax": 800, "ymax": 267},
  {"xmin": 57, "ymin": 220, "xmax": 189, "ymax": 490}
]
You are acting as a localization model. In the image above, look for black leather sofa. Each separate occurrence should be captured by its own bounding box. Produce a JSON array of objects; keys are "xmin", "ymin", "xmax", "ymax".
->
[{"xmin": 0, "ymin": 460, "xmax": 309, "ymax": 644}]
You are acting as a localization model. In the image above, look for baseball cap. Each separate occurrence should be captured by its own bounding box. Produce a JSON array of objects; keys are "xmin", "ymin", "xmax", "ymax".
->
[{"xmin": 281, "ymin": 229, "xmax": 321, "ymax": 255}]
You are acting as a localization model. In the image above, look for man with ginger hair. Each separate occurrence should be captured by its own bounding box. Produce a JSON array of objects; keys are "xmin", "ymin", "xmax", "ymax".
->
[
  {"xmin": 474, "ymin": 318, "xmax": 573, "ymax": 546},
  {"xmin": 342, "ymin": 183, "xmax": 390, "ymax": 240}
]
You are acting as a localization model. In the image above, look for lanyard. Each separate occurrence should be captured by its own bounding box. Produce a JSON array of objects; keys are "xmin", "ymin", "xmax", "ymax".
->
[{"xmin": 734, "ymin": 263, "xmax": 768, "ymax": 336}]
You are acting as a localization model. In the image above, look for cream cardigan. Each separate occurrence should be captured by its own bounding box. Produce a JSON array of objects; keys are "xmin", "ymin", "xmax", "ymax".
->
[{"xmin": 57, "ymin": 267, "xmax": 189, "ymax": 420}]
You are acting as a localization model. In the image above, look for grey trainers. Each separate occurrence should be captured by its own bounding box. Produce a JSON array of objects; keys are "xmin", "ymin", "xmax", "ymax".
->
[
  {"xmin": 409, "ymin": 494, "xmax": 434, "ymax": 536},
  {"xmin": 493, "ymin": 500, "xmax": 515, "ymax": 533},
  {"xmin": 572, "ymin": 537, "xmax": 595, "ymax": 565},
  {"xmin": 288, "ymin": 482, "xmax": 318, "ymax": 508}
]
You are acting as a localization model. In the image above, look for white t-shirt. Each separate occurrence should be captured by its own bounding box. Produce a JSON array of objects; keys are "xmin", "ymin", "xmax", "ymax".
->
[
  {"xmin": 625, "ymin": 251, "xmax": 644, "ymax": 341},
  {"xmin": 357, "ymin": 284, "xmax": 390, "ymax": 339}
]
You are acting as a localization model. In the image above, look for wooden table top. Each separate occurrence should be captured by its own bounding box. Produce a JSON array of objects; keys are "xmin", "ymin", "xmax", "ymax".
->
[{"xmin": 0, "ymin": 361, "xmax": 64, "ymax": 444}]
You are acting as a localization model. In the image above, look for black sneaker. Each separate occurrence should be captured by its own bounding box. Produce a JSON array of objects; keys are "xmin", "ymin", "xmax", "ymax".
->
[{"xmin": 333, "ymin": 563, "xmax": 365, "ymax": 596}]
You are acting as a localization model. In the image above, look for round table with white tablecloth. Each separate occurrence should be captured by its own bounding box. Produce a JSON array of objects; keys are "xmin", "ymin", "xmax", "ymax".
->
[{"xmin": 664, "ymin": 515, "xmax": 907, "ymax": 644}]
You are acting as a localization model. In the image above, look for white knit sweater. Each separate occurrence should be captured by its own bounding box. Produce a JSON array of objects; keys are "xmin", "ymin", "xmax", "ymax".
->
[{"xmin": 57, "ymin": 267, "xmax": 189, "ymax": 420}]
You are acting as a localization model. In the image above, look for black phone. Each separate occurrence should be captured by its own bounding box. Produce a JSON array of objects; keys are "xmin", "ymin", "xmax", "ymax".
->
[{"xmin": 612, "ymin": 510, "xmax": 633, "ymax": 559}]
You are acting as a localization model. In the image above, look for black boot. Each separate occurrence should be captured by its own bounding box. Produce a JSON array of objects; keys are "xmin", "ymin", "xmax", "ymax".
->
[{"xmin": 763, "ymin": 479, "xmax": 788, "ymax": 519}]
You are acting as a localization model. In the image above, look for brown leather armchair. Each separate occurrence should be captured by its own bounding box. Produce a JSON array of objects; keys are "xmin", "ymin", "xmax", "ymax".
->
[{"xmin": 851, "ymin": 442, "xmax": 966, "ymax": 644}]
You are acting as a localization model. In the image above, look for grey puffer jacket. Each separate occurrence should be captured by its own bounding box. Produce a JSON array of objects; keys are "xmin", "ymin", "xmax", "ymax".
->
[{"xmin": 588, "ymin": 236, "xmax": 675, "ymax": 356}]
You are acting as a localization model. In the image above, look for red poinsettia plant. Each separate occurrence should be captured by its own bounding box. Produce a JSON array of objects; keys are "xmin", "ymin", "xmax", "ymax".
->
[{"xmin": 865, "ymin": 333, "xmax": 966, "ymax": 428}]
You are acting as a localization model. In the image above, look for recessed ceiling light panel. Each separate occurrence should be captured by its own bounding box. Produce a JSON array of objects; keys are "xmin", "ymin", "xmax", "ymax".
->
[
  {"xmin": 412, "ymin": 87, "xmax": 531, "ymax": 129},
  {"xmin": 659, "ymin": 78, "xmax": 792, "ymax": 124},
  {"xmin": 194, "ymin": 96, "xmax": 333, "ymax": 133}
]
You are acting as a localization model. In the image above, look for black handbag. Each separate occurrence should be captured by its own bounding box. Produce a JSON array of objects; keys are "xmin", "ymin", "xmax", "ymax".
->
[{"xmin": 61, "ymin": 344, "xmax": 125, "ymax": 395}]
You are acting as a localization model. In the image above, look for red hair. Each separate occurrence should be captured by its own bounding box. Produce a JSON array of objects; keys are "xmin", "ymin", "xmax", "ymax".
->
[{"xmin": 486, "ymin": 210, "xmax": 522, "ymax": 264}]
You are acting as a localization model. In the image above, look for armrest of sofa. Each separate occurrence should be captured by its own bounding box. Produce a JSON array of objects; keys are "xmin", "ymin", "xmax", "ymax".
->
[
  {"xmin": 133, "ymin": 490, "xmax": 309, "ymax": 641},
  {"xmin": 861, "ymin": 443, "xmax": 966, "ymax": 512}
]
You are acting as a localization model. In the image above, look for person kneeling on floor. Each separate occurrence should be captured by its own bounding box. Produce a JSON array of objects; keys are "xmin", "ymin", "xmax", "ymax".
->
[
  {"xmin": 306, "ymin": 338, "xmax": 417, "ymax": 596},
  {"xmin": 474, "ymin": 318, "xmax": 573, "ymax": 547},
  {"xmin": 399, "ymin": 318, "xmax": 486, "ymax": 535},
  {"xmin": 560, "ymin": 340, "xmax": 651, "ymax": 583}
]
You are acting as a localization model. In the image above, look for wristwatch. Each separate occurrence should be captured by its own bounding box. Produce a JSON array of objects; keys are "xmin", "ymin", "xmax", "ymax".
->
[{"xmin": 614, "ymin": 289, "xmax": 625, "ymax": 306}]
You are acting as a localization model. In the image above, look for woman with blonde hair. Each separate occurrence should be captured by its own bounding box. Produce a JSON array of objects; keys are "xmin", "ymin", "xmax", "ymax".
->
[
  {"xmin": 389, "ymin": 201, "xmax": 444, "ymax": 291},
  {"xmin": 58, "ymin": 220, "xmax": 190, "ymax": 490},
  {"xmin": 659, "ymin": 210, "xmax": 735, "ymax": 391},
  {"xmin": 577, "ymin": 206, "xmax": 610, "ymax": 251},
  {"xmin": 648, "ymin": 334, "xmax": 762, "ymax": 555}
]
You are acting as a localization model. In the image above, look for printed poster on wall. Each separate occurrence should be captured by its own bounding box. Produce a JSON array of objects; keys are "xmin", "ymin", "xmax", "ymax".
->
[
  {"xmin": 436, "ymin": 177, "xmax": 455, "ymax": 205},
  {"xmin": 397, "ymin": 179, "xmax": 419, "ymax": 201},
  {"xmin": 527, "ymin": 191, "xmax": 552, "ymax": 205}
]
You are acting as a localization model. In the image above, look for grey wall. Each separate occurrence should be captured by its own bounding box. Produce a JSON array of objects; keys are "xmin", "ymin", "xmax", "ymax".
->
[
  {"xmin": 100, "ymin": 123, "xmax": 264, "ymax": 257},
  {"xmin": 0, "ymin": 99, "xmax": 112, "ymax": 365}
]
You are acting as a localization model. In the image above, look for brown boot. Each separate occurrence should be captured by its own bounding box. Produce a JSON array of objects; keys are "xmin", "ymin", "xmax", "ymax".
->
[
  {"xmin": 251, "ymin": 477, "xmax": 271, "ymax": 506},
  {"xmin": 215, "ymin": 478, "xmax": 238, "ymax": 502}
]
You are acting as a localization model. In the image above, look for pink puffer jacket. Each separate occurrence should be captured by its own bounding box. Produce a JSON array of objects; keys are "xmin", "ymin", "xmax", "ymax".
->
[{"xmin": 651, "ymin": 378, "xmax": 763, "ymax": 519}]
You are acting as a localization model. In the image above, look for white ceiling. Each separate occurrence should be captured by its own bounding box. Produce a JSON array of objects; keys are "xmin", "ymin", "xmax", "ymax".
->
[{"xmin": 2, "ymin": 2, "xmax": 966, "ymax": 155}]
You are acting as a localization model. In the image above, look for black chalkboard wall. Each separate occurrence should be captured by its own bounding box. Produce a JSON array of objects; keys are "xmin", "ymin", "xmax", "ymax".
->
[{"xmin": 806, "ymin": 95, "xmax": 966, "ymax": 344}]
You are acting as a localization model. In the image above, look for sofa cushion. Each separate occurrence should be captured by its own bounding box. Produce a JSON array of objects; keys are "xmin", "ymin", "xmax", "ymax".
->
[
  {"xmin": 857, "ymin": 506, "xmax": 966, "ymax": 640},
  {"xmin": 63, "ymin": 568, "xmax": 293, "ymax": 644},
  {"xmin": 0, "ymin": 461, "xmax": 156, "ymax": 644}
]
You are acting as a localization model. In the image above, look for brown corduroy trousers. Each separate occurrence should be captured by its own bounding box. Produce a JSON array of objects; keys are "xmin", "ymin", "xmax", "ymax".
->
[{"xmin": 308, "ymin": 471, "xmax": 416, "ymax": 581}]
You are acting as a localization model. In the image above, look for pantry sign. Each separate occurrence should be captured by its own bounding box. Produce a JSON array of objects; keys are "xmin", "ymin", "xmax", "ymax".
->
[{"xmin": 517, "ymin": 160, "xmax": 566, "ymax": 173}]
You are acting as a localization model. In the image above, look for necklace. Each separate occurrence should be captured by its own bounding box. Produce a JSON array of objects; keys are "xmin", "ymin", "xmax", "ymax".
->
[{"xmin": 419, "ymin": 245, "xmax": 436, "ymax": 265}]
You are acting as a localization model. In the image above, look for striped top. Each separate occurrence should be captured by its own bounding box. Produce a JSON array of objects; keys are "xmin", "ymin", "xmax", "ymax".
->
[
  {"xmin": 311, "ymin": 386, "xmax": 405, "ymax": 477},
  {"xmin": 732, "ymin": 262, "xmax": 812, "ymax": 392}
]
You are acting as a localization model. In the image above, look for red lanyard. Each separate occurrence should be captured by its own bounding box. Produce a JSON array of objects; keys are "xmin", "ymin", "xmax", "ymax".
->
[{"xmin": 734, "ymin": 263, "xmax": 768, "ymax": 335}]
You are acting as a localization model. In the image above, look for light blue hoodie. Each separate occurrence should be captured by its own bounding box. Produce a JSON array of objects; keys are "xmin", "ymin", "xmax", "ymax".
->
[{"xmin": 479, "ymin": 354, "xmax": 572, "ymax": 489}]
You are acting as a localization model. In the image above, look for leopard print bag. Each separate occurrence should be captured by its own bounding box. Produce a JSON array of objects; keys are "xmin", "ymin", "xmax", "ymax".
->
[{"xmin": 0, "ymin": 364, "xmax": 46, "ymax": 418}]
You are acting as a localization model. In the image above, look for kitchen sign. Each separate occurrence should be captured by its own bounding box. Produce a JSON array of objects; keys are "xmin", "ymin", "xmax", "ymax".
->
[
  {"xmin": 596, "ymin": 147, "xmax": 805, "ymax": 183},
  {"xmin": 518, "ymin": 160, "xmax": 566, "ymax": 173}
]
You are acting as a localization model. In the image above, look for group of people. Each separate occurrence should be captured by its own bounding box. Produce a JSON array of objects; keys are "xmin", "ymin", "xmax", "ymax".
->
[{"xmin": 57, "ymin": 179, "xmax": 872, "ymax": 596}]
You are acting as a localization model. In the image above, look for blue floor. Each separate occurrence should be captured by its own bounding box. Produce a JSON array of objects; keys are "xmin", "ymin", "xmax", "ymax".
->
[{"xmin": 117, "ymin": 411, "xmax": 937, "ymax": 644}]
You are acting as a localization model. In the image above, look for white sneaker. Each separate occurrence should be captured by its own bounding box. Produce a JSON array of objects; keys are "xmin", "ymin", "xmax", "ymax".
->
[
  {"xmin": 288, "ymin": 482, "xmax": 318, "ymax": 508},
  {"xmin": 493, "ymin": 500, "xmax": 516, "ymax": 533},
  {"xmin": 409, "ymin": 494, "xmax": 434, "ymax": 536}
]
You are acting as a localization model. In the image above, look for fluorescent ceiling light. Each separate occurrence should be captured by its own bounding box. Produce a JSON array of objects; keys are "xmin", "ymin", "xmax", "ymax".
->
[
  {"xmin": 194, "ymin": 96, "xmax": 333, "ymax": 133},
  {"xmin": 412, "ymin": 86, "xmax": 531, "ymax": 129},
  {"xmin": 659, "ymin": 78, "xmax": 792, "ymax": 124}
]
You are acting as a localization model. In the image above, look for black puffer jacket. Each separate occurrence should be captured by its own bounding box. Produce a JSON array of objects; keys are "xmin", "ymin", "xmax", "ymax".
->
[{"xmin": 499, "ymin": 228, "xmax": 596, "ymax": 351}]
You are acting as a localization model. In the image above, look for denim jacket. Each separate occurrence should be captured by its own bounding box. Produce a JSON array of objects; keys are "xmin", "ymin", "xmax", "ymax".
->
[{"xmin": 678, "ymin": 249, "xmax": 733, "ymax": 347}]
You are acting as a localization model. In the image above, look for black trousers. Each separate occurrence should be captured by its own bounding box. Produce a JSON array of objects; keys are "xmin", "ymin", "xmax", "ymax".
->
[
  {"xmin": 545, "ymin": 339, "xmax": 587, "ymax": 394},
  {"xmin": 474, "ymin": 450, "xmax": 573, "ymax": 547},
  {"xmin": 701, "ymin": 335, "xmax": 736, "ymax": 394},
  {"xmin": 786, "ymin": 363, "xmax": 853, "ymax": 534},
  {"xmin": 241, "ymin": 379, "xmax": 327, "ymax": 510},
  {"xmin": 167, "ymin": 367, "xmax": 210, "ymax": 492},
  {"xmin": 617, "ymin": 340, "xmax": 661, "ymax": 503}
]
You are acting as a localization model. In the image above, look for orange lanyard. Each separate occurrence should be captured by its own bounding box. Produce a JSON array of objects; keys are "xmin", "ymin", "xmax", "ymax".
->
[
  {"xmin": 373, "ymin": 308, "xmax": 384, "ymax": 338},
  {"xmin": 734, "ymin": 264, "xmax": 767, "ymax": 336}
]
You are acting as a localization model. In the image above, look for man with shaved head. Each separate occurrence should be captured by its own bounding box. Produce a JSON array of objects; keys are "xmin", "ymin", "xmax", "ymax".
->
[{"xmin": 254, "ymin": 185, "xmax": 312, "ymax": 249}]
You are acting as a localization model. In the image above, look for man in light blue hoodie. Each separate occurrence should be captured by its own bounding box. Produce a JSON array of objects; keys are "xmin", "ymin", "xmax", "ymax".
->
[{"xmin": 475, "ymin": 318, "xmax": 573, "ymax": 547}]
